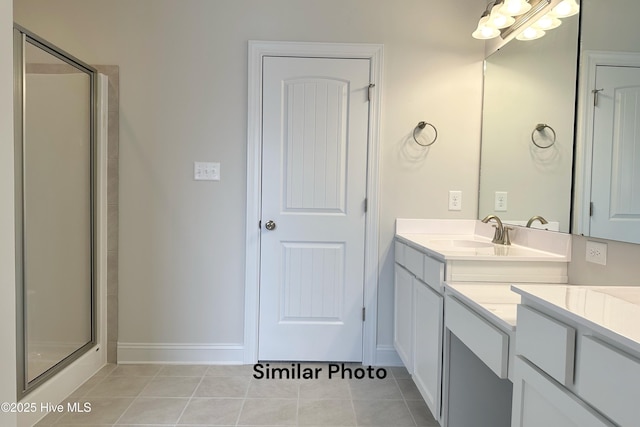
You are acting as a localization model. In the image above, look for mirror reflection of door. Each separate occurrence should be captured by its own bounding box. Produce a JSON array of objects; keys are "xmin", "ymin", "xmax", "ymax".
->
[
  {"xmin": 590, "ymin": 65, "xmax": 640, "ymax": 243},
  {"xmin": 22, "ymin": 39, "xmax": 93, "ymax": 383}
]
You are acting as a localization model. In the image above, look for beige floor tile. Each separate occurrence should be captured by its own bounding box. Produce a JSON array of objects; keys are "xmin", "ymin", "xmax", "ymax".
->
[
  {"xmin": 299, "ymin": 378, "xmax": 351, "ymax": 399},
  {"xmin": 195, "ymin": 376, "xmax": 251, "ymax": 397},
  {"xmin": 389, "ymin": 366, "xmax": 411, "ymax": 379},
  {"xmin": 406, "ymin": 399, "xmax": 439, "ymax": 427},
  {"xmin": 55, "ymin": 397, "xmax": 133, "ymax": 425},
  {"xmin": 109, "ymin": 363, "xmax": 164, "ymax": 377},
  {"xmin": 178, "ymin": 397, "xmax": 243, "ymax": 425},
  {"xmin": 158, "ymin": 364, "xmax": 210, "ymax": 377},
  {"xmin": 86, "ymin": 375, "xmax": 152, "ymax": 397},
  {"xmin": 397, "ymin": 378, "xmax": 423, "ymax": 400},
  {"xmin": 237, "ymin": 398, "xmax": 297, "ymax": 425},
  {"xmin": 349, "ymin": 378, "xmax": 403, "ymax": 400},
  {"xmin": 116, "ymin": 397, "xmax": 189, "ymax": 424},
  {"xmin": 247, "ymin": 378, "xmax": 299, "ymax": 398},
  {"xmin": 206, "ymin": 364, "xmax": 255, "ymax": 377},
  {"xmin": 140, "ymin": 376, "xmax": 201, "ymax": 397},
  {"xmin": 353, "ymin": 399, "xmax": 417, "ymax": 426},
  {"xmin": 298, "ymin": 399, "xmax": 356, "ymax": 426}
]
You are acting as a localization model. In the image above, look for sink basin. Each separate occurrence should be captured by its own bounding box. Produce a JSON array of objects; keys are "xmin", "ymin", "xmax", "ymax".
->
[{"xmin": 430, "ymin": 239, "xmax": 494, "ymax": 249}]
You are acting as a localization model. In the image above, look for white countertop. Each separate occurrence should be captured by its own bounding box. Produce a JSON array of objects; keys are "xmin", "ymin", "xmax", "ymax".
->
[
  {"xmin": 445, "ymin": 283, "xmax": 520, "ymax": 331},
  {"xmin": 395, "ymin": 219, "xmax": 571, "ymax": 262},
  {"xmin": 512, "ymin": 284, "xmax": 640, "ymax": 356}
]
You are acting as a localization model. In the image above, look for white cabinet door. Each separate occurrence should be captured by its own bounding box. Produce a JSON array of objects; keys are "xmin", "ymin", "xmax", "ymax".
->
[
  {"xmin": 413, "ymin": 279, "xmax": 443, "ymax": 422},
  {"xmin": 511, "ymin": 357, "xmax": 615, "ymax": 427},
  {"xmin": 394, "ymin": 265, "xmax": 413, "ymax": 371}
]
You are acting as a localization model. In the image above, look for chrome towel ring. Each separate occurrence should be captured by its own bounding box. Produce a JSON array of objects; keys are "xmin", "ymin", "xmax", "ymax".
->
[
  {"xmin": 531, "ymin": 123, "xmax": 556, "ymax": 149},
  {"xmin": 413, "ymin": 121, "xmax": 438, "ymax": 147}
]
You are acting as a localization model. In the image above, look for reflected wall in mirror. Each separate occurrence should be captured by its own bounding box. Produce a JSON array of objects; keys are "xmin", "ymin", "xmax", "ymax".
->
[
  {"xmin": 15, "ymin": 26, "xmax": 97, "ymax": 397},
  {"xmin": 478, "ymin": 12, "xmax": 580, "ymax": 232},
  {"xmin": 574, "ymin": 0, "xmax": 640, "ymax": 244}
]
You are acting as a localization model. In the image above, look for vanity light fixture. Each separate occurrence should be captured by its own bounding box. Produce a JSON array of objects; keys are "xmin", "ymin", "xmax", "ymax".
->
[
  {"xmin": 499, "ymin": 0, "xmax": 532, "ymax": 16},
  {"xmin": 516, "ymin": 27, "xmax": 546, "ymax": 41},
  {"xmin": 472, "ymin": 10, "xmax": 502, "ymax": 40},
  {"xmin": 473, "ymin": 0, "xmax": 579, "ymax": 42},
  {"xmin": 553, "ymin": 0, "xmax": 579, "ymax": 17}
]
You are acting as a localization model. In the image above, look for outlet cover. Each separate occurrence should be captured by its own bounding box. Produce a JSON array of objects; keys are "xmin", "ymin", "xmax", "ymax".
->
[
  {"xmin": 449, "ymin": 190, "xmax": 462, "ymax": 211},
  {"xmin": 495, "ymin": 191, "xmax": 508, "ymax": 212},
  {"xmin": 586, "ymin": 240, "xmax": 607, "ymax": 265}
]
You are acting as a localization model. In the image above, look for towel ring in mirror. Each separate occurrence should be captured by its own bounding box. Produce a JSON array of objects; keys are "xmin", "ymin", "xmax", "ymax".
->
[
  {"xmin": 413, "ymin": 121, "xmax": 438, "ymax": 147},
  {"xmin": 531, "ymin": 123, "xmax": 556, "ymax": 149}
]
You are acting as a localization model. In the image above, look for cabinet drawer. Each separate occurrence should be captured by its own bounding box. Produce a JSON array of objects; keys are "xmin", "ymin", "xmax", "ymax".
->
[
  {"xmin": 404, "ymin": 245, "xmax": 424, "ymax": 280},
  {"xmin": 516, "ymin": 305, "xmax": 575, "ymax": 386},
  {"xmin": 423, "ymin": 255, "xmax": 444, "ymax": 292},
  {"xmin": 577, "ymin": 336, "xmax": 640, "ymax": 427},
  {"xmin": 445, "ymin": 295, "xmax": 509, "ymax": 378},
  {"xmin": 395, "ymin": 240, "xmax": 406, "ymax": 266}
]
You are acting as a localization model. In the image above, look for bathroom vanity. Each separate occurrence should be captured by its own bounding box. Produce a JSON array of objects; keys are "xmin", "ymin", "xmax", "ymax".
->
[
  {"xmin": 393, "ymin": 219, "xmax": 571, "ymax": 426},
  {"xmin": 511, "ymin": 285, "xmax": 640, "ymax": 426}
]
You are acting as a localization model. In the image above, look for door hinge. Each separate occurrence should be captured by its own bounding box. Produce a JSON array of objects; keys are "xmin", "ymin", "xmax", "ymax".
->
[
  {"xmin": 592, "ymin": 88, "xmax": 604, "ymax": 106},
  {"xmin": 367, "ymin": 83, "xmax": 375, "ymax": 102},
  {"xmin": 590, "ymin": 202, "xmax": 594, "ymax": 217},
  {"xmin": 362, "ymin": 307, "xmax": 365, "ymax": 322},
  {"xmin": 364, "ymin": 198, "xmax": 368, "ymax": 213}
]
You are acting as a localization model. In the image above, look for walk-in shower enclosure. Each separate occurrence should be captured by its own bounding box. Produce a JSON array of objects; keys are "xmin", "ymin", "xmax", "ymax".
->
[{"xmin": 14, "ymin": 24, "xmax": 98, "ymax": 398}]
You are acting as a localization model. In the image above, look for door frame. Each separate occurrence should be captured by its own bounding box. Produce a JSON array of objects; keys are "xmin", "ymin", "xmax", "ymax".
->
[
  {"xmin": 244, "ymin": 41, "xmax": 383, "ymax": 365},
  {"xmin": 574, "ymin": 50, "xmax": 640, "ymax": 236}
]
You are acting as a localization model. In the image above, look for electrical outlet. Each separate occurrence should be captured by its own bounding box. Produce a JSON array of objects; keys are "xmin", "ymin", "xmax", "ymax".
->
[
  {"xmin": 495, "ymin": 191, "xmax": 508, "ymax": 212},
  {"xmin": 449, "ymin": 190, "xmax": 462, "ymax": 211},
  {"xmin": 194, "ymin": 162, "xmax": 220, "ymax": 181},
  {"xmin": 586, "ymin": 240, "xmax": 607, "ymax": 265}
]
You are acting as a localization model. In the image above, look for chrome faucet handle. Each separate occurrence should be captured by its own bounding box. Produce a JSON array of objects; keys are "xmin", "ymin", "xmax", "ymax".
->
[{"xmin": 502, "ymin": 226, "xmax": 513, "ymax": 246}]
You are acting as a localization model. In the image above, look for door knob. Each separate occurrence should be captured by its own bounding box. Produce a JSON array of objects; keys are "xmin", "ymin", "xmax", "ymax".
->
[{"xmin": 265, "ymin": 220, "xmax": 276, "ymax": 231}]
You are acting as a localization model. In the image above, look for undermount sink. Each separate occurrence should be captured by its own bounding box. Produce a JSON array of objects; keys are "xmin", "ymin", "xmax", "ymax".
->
[{"xmin": 430, "ymin": 239, "xmax": 494, "ymax": 249}]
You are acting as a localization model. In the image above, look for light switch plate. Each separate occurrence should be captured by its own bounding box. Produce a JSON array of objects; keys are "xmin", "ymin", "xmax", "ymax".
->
[{"xmin": 194, "ymin": 162, "xmax": 220, "ymax": 181}]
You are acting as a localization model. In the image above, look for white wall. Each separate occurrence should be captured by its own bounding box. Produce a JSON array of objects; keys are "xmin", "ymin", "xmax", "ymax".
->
[
  {"xmin": 14, "ymin": 0, "xmax": 484, "ymax": 361},
  {"xmin": 1, "ymin": 0, "xmax": 17, "ymax": 423}
]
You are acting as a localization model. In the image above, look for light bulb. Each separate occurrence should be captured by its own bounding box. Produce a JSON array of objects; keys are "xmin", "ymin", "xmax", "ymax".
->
[
  {"xmin": 553, "ymin": 0, "xmax": 579, "ymax": 18},
  {"xmin": 472, "ymin": 15, "xmax": 501, "ymax": 39},
  {"xmin": 488, "ymin": 4, "xmax": 515, "ymax": 29},
  {"xmin": 533, "ymin": 13, "xmax": 562, "ymax": 30},
  {"xmin": 499, "ymin": 0, "xmax": 532, "ymax": 16},
  {"xmin": 516, "ymin": 26, "xmax": 545, "ymax": 41}
]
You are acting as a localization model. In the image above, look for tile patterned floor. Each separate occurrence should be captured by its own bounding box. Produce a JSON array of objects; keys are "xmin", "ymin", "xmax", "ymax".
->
[{"xmin": 35, "ymin": 363, "xmax": 439, "ymax": 426}]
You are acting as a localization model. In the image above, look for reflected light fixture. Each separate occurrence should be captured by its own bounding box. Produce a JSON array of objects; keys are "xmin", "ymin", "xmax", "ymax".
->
[
  {"xmin": 472, "ymin": 0, "xmax": 579, "ymax": 42},
  {"xmin": 533, "ymin": 12, "xmax": 562, "ymax": 30},
  {"xmin": 500, "ymin": 0, "xmax": 532, "ymax": 16},
  {"xmin": 553, "ymin": 0, "xmax": 580, "ymax": 17},
  {"xmin": 516, "ymin": 27, "xmax": 546, "ymax": 40},
  {"xmin": 472, "ymin": 11, "xmax": 501, "ymax": 39}
]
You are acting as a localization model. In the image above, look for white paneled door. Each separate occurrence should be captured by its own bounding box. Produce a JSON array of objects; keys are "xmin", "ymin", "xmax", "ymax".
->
[
  {"xmin": 258, "ymin": 56, "xmax": 370, "ymax": 361},
  {"xmin": 590, "ymin": 65, "xmax": 640, "ymax": 242}
]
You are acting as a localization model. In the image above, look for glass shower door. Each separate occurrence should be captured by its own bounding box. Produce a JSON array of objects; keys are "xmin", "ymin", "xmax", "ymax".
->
[{"xmin": 15, "ymin": 27, "xmax": 97, "ymax": 395}]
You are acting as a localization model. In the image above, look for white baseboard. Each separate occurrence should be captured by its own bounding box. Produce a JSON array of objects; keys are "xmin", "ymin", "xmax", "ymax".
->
[
  {"xmin": 375, "ymin": 345, "xmax": 403, "ymax": 367},
  {"xmin": 117, "ymin": 343, "xmax": 245, "ymax": 364}
]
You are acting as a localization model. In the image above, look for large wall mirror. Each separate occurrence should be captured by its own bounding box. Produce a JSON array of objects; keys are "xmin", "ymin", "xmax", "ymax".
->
[
  {"xmin": 478, "ymin": 6, "xmax": 580, "ymax": 233},
  {"xmin": 574, "ymin": 0, "xmax": 640, "ymax": 244}
]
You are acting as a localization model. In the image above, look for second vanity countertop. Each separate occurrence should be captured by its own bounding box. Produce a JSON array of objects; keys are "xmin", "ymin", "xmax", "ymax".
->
[{"xmin": 512, "ymin": 284, "xmax": 640, "ymax": 357}]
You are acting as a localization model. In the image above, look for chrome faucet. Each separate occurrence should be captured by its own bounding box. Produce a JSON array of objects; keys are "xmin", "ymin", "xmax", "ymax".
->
[
  {"xmin": 481, "ymin": 214, "xmax": 505, "ymax": 244},
  {"xmin": 526, "ymin": 215, "xmax": 548, "ymax": 228}
]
